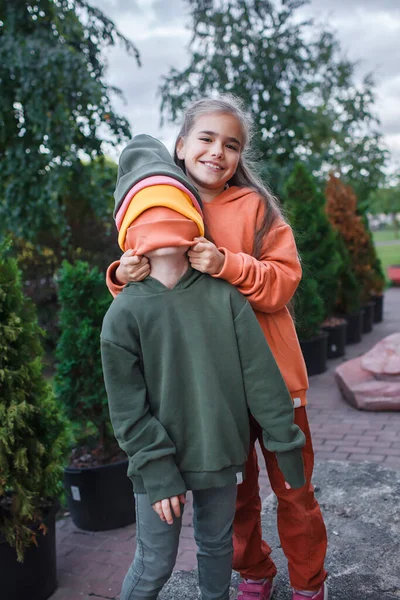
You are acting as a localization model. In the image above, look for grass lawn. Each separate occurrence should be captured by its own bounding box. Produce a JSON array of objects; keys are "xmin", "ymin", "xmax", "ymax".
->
[
  {"xmin": 375, "ymin": 243, "xmax": 400, "ymax": 283},
  {"xmin": 372, "ymin": 228, "xmax": 400, "ymax": 243}
]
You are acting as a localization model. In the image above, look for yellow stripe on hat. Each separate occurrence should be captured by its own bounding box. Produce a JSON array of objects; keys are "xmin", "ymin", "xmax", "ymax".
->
[{"xmin": 118, "ymin": 185, "xmax": 205, "ymax": 250}]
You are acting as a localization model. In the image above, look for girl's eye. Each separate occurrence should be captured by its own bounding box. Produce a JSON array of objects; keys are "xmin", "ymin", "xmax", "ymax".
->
[
  {"xmin": 199, "ymin": 137, "xmax": 212, "ymax": 142},
  {"xmin": 226, "ymin": 144, "xmax": 239, "ymax": 151}
]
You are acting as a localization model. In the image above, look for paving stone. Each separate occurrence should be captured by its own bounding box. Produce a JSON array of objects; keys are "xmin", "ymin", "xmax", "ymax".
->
[
  {"xmin": 312, "ymin": 432, "xmax": 345, "ymax": 440},
  {"xmin": 358, "ymin": 439, "xmax": 390, "ymax": 448},
  {"xmin": 48, "ymin": 590, "xmax": 86, "ymax": 600},
  {"xmin": 179, "ymin": 526, "xmax": 195, "ymax": 539},
  {"xmin": 384, "ymin": 447, "xmax": 400, "ymax": 456},
  {"xmin": 385, "ymin": 456, "xmax": 400, "ymax": 467},
  {"xmin": 313, "ymin": 442, "xmax": 338, "ymax": 452},
  {"xmin": 62, "ymin": 530, "xmax": 107, "ymax": 550},
  {"xmin": 85, "ymin": 577, "xmax": 121, "ymax": 598},
  {"xmin": 315, "ymin": 451, "xmax": 350, "ymax": 461},
  {"xmin": 82, "ymin": 562, "xmax": 117, "ymax": 580},
  {"xmin": 348, "ymin": 453, "xmax": 386, "ymax": 463},
  {"xmin": 99, "ymin": 538, "xmax": 136, "ymax": 554}
]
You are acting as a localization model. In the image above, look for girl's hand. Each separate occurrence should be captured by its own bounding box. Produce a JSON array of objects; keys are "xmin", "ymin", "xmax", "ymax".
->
[
  {"xmin": 285, "ymin": 482, "xmax": 291, "ymax": 490},
  {"xmin": 188, "ymin": 237, "xmax": 225, "ymax": 275},
  {"xmin": 116, "ymin": 250, "xmax": 150, "ymax": 284},
  {"xmin": 152, "ymin": 493, "xmax": 186, "ymax": 525}
]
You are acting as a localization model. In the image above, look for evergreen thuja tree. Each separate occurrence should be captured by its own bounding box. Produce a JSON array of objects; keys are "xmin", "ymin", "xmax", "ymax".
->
[
  {"xmin": 284, "ymin": 163, "xmax": 342, "ymax": 321},
  {"xmin": 325, "ymin": 174, "xmax": 375, "ymax": 306},
  {"xmin": 294, "ymin": 275, "xmax": 325, "ymax": 340},
  {"xmin": 364, "ymin": 218, "xmax": 386, "ymax": 296},
  {"xmin": 334, "ymin": 234, "xmax": 362, "ymax": 315},
  {"xmin": 55, "ymin": 261, "xmax": 113, "ymax": 461},
  {"xmin": 0, "ymin": 240, "xmax": 70, "ymax": 561}
]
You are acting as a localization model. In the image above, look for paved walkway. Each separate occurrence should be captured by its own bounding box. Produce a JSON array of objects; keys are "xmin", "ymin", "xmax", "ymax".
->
[{"xmin": 51, "ymin": 288, "xmax": 400, "ymax": 600}]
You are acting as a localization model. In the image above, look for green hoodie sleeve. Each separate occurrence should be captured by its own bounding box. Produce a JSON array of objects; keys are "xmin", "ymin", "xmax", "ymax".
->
[
  {"xmin": 233, "ymin": 301, "xmax": 306, "ymax": 489},
  {"xmin": 101, "ymin": 338, "xmax": 187, "ymax": 504}
]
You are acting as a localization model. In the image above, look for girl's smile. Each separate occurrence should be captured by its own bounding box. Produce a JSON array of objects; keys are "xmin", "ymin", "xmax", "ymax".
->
[
  {"xmin": 201, "ymin": 161, "xmax": 223, "ymax": 171},
  {"xmin": 176, "ymin": 113, "xmax": 243, "ymax": 201}
]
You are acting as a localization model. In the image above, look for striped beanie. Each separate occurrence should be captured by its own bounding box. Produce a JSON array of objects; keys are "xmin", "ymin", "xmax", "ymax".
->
[
  {"xmin": 125, "ymin": 207, "xmax": 200, "ymax": 255},
  {"xmin": 114, "ymin": 134, "xmax": 204, "ymax": 251}
]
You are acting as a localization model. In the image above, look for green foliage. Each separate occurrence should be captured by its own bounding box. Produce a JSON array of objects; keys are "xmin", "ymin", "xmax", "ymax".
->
[
  {"xmin": 294, "ymin": 275, "xmax": 325, "ymax": 340},
  {"xmin": 363, "ymin": 216, "xmax": 386, "ymax": 295},
  {"xmin": 159, "ymin": 0, "xmax": 387, "ymax": 198},
  {"xmin": 284, "ymin": 163, "xmax": 342, "ymax": 319},
  {"xmin": 10, "ymin": 157, "xmax": 119, "ymax": 353},
  {"xmin": 368, "ymin": 184, "xmax": 400, "ymax": 238},
  {"xmin": 55, "ymin": 260, "xmax": 112, "ymax": 453},
  {"xmin": 326, "ymin": 174, "xmax": 381, "ymax": 304},
  {"xmin": 0, "ymin": 239, "xmax": 70, "ymax": 561},
  {"xmin": 0, "ymin": 0, "xmax": 139, "ymax": 246},
  {"xmin": 334, "ymin": 234, "xmax": 362, "ymax": 314},
  {"xmin": 369, "ymin": 185, "xmax": 400, "ymax": 215}
]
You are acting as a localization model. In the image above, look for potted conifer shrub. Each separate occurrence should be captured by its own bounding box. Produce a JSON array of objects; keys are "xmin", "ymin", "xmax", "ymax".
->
[
  {"xmin": 55, "ymin": 260, "xmax": 136, "ymax": 531},
  {"xmin": 333, "ymin": 235, "xmax": 363, "ymax": 344},
  {"xmin": 0, "ymin": 240, "xmax": 70, "ymax": 600},
  {"xmin": 326, "ymin": 174, "xmax": 373, "ymax": 343},
  {"xmin": 366, "ymin": 229, "xmax": 386, "ymax": 323},
  {"xmin": 357, "ymin": 220, "xmax": 384, "ymax": 331},
  {"xmin": 284, "ymin": 163, "xmax": 345, "ymax": 359},
  {"xmin": 294, "ymin": 276, "xmax": 328, "ymax": 376}
]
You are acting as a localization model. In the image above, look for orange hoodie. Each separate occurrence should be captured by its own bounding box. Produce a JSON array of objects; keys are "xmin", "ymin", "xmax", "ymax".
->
[{"xmin": 106, "ymin": 186, "xmax": 309, "ymax": 406}]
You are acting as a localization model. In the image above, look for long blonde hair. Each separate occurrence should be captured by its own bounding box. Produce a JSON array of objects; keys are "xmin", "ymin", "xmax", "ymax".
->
[{"xmin": 173, "ymin": 94, "xmax": 286, "ymax": 259}]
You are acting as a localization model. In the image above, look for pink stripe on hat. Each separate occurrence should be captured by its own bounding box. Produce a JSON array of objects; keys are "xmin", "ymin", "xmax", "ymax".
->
[{"xmin": 115, "ymin": 175, "xmax": 203, "ymax": 230}]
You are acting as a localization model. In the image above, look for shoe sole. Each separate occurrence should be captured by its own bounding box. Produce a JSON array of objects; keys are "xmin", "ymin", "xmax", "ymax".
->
[
  {"xmin": 292, "ymin": 584, "xmax": 328, "ymax": 600},
  {"xmin": 236, "ymin": 579, "xmax": 276, "ymax": 600}
]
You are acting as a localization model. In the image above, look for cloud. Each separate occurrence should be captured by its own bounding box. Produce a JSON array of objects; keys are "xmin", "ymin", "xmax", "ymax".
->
[
  {"xmin": 304, "ymin": 6, "xmax": 400, "ymax": 81},
  {"xmin": 151, "ymin": 0, "xmax": 189, "ymax": 22},
  {"xmin": 308, "ymin": 0, "xmax": 400, "ymax": 11}
]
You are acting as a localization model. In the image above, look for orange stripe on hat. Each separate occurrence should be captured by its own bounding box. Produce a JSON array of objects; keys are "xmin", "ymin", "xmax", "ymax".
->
[
  {"xmin": 118, "ymin": 185, "xmax": 205, "ymax": 250},
  {"xmin": 126, "ymin": 207, "xmax": 200, "ymax": 255}
]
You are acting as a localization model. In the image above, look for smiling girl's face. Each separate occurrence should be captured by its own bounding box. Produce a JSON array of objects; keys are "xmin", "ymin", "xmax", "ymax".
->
[{"xmin": 176, "ymin": 112, "xmax": 244, "ymax": 202}]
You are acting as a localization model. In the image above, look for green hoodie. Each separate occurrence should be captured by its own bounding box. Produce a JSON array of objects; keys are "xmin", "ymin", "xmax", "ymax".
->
[{"xmin": 101, "ymin": 268, "xmax": 305, "ymax": 505}]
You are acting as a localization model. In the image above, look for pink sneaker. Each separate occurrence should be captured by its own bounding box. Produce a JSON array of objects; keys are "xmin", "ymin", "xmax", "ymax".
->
[
  {"xmin": 292, "ymin": 582, "xmax": 328, "ymax": 600},
  {"xmin": 237, "ymin": 578, "xmax": 275, "ymax": 599}
]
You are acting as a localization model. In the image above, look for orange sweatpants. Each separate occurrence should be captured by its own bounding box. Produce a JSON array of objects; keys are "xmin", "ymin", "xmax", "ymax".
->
[{"xmin": 233, "ymin": 407, "xmax": 328, "ymax": 591}]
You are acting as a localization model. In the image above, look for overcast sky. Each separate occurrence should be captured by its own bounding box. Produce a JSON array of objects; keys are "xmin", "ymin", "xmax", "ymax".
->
[{"xmin": 92, "ymin": 0, "xmax": 400, "ymax": 172}]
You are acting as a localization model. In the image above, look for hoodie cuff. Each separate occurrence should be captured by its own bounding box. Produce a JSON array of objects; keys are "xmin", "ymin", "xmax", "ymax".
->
[
  {"xmin": 139, "ymin": 455, "xmax": 187, "ymax": 505},
  {"xmin": 211, "ymin": 247, "xmax": 242, "ymax": 283},
  {"xmin": 106, "ymin": 261, "xmax": 126, "ymax": 298},
  {"xmin": 276, "ymin": 448, "xmax": 305, "ymax": 489}
]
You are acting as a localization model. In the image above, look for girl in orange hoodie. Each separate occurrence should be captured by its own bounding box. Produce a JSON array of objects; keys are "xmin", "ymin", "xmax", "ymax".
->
[{"xmin": 106, "ymin": 96, "xmax": 328, "ymax": 600}]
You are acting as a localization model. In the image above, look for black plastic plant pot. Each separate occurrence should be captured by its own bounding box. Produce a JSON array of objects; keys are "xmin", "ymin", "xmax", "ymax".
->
[
  {"xmin": 299, "ymin": 331, "xmax": 328, "ymax": 376},
  {"xmin": 362, "ymin": 302, "xmax": 375, "ymax": 334},
  {"xmin": 1, "ymin": 502, "xmax": 58, "ymax": 600},
  {"xmin": 372, "ymin": 294, "xmax": 384, "ymax": 323},
  {"xmin": 64, "ymin": 459, "xmax": 136, "ymax": 531},
  {"xmin": 344, "ymin": 311, "xmax": 363, "ymax": 345},
  {"xmin": 322, "ymin": 321, "xmax": 347, "ymax": 359}
]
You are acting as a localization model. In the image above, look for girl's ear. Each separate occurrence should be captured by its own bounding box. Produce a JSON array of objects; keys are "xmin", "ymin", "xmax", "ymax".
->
[{"xmin": 176, "ymin": 138, "xmax": 185, "ymax": 160}]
